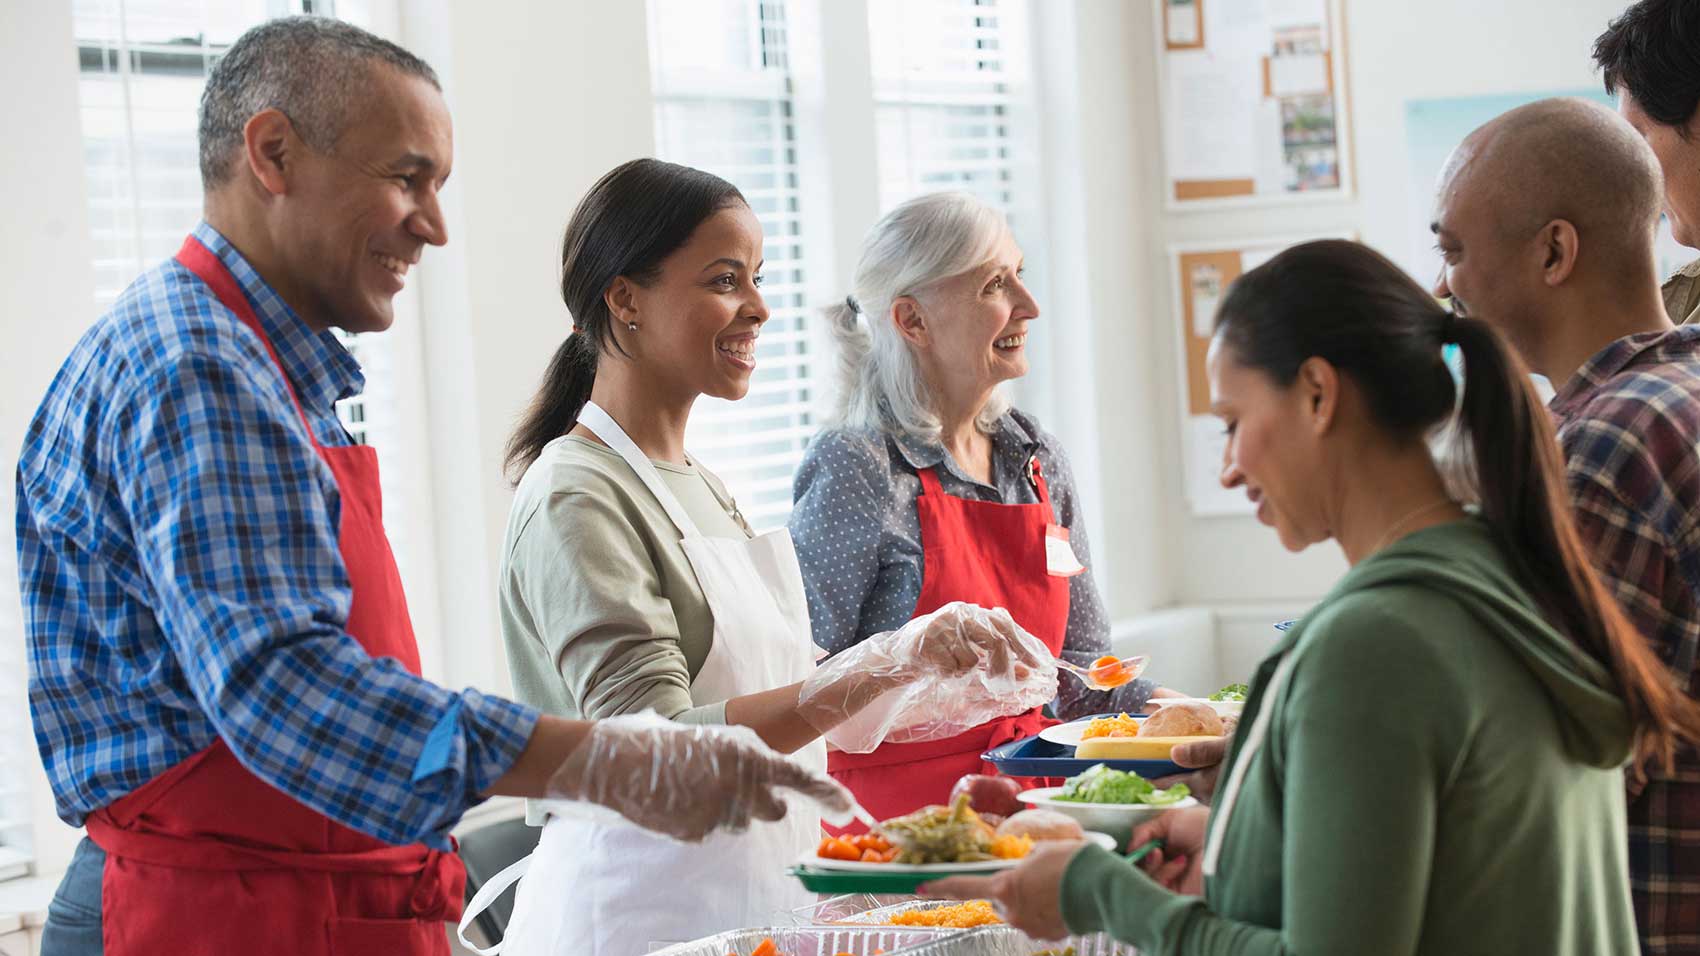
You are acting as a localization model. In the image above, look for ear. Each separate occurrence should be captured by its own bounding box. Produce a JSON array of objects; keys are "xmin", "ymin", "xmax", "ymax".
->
[
  {"xmin": 1537, "ymin": 219, "xmax": 1581, "ymax": 287},
  {"xmin": 604, "ymin": 276, "xmax": 639, "ymax": 326},
  {"xmin": 241, "ymin": 109, "xmax": 298, "ymax": 197},
  {"xmin": 1295, "ymin": 356, "xmax": 1340, "ymax": 436},
  {"xmin": 890, "ymin": 295, "xmax": 929, "ymax": 349}
]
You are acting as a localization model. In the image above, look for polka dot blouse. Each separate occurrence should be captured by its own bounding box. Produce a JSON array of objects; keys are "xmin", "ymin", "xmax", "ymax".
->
[{"xmin": 787, "ymin": 408, "xmax": 1156, "ymax": 719}]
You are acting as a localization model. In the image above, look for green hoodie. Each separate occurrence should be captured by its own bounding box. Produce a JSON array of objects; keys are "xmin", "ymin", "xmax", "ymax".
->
[{"xmin": 1060, "ymin": 518, "xmax": 1638, "ymax": 955}]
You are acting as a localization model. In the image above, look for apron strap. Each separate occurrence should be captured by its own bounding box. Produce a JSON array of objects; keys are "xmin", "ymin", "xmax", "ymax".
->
[
  {"xmin": 456, "ymin": 853, "xmax": 532, "ymax": 956},
  {"xmin": 1202, "ymin": 647, "xmax": 1300, "ymax": 877},
  {"xmin": 916, "ymin": 466, "xmax": 946, "ymax": 497},
  {"xmin": 1028, "ymin": 455, "xmax": 1054, "ymax": 509},
  {"xmin": 174, "ymin": 235, "xmax": 322, "ymax": 451},
  {"xmin": 577, "ymin": 401, "xmax": 703, "ymax": 537}
]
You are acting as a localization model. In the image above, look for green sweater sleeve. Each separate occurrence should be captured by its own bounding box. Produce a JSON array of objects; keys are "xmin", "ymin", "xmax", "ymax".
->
[{"xmin": 1060, "ymin": 598, "xmax": 1458, "ymax": 955}]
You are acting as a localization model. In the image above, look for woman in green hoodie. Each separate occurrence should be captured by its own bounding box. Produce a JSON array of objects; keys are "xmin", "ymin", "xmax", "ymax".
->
[{"xmin": 924, "ymin": 240, "xmax": 1700, "ymax": 954}]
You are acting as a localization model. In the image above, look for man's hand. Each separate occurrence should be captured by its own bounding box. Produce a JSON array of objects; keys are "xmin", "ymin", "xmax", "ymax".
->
[{"xmin": 546, "ymin": 713, "xmax": 851, "ymax": 842}]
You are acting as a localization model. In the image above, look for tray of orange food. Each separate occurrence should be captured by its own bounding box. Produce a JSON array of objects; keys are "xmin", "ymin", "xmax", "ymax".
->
[{"xmin": 789, "ymin": 795, "xmax": 1112, "ymax": 895}]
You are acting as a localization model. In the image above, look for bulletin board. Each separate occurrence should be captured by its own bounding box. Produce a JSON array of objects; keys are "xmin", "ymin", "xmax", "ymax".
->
[
  {"xmin": 1170, "ymin": 235, "xmax": 1350, "ymax": 516},
  {"xmin": 1154, "ymin": 0, "xmax": 1354, "ymax": 209}
]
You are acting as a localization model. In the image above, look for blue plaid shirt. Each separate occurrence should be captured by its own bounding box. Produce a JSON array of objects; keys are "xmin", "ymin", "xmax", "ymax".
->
[{"xmin": 15, "ymin": 223, "xmax": 537, "ymax": 849}]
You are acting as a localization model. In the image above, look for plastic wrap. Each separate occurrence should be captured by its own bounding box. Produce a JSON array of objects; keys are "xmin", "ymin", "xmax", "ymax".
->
[
  {"xmin": 798, "ymin": 602, "xmax": 1059, "ymax": 753},
  {"xmin": 543, "ymin": 712, "xmax": 853, "ymax": 841}
]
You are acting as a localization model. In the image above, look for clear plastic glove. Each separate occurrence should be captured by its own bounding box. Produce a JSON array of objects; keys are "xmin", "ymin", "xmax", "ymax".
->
[
  {"xmin": 797, "ymin": 601, "xmax": 1059, "ymax": 753},
  {"xmin": 543, "ymin": 712, "xmax": 853, "ymax": 842}
]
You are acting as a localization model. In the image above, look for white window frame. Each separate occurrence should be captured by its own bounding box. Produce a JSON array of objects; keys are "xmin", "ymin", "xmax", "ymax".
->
[
  {"xmin": 645, "ymin": 0, "xmax": 1053, "ymax": 527},
  {"xmin": 67, "ymin": 0, "xmax": 445, "ymax": 678}
]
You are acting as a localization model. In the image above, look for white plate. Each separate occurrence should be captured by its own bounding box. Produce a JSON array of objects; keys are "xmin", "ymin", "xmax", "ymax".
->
[
  {"xmin": 802, "ymin": 830, "xmax": 1116, "ymax": 872},
  {"xmin": 1019, "ymin": 789, "xmax": 1200, "ymax": 848},
  {"xmin": 1038, "ymin": 714, "xmax": 1144, "ymax": 748},
  {"xmin": 1150, "ymin": 697, "xmax": 1244, "ymax": 717}
]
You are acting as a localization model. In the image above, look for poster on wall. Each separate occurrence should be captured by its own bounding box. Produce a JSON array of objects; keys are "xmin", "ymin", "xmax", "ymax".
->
[
  {"xmin": 1171, "ymin": 236, "xmax": 1350, "ymax": 516},
  {"xmin": 1404, "ymin": 89, "xmax": 1687, "ymax": 288},
  {"xmin": 1154, "ymin": 0, "xmax": 1354, "ymax": 208}
]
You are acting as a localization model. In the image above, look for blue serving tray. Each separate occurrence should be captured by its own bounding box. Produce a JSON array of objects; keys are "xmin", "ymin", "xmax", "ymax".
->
[{"xmin": 981, "ymin": 732, "xmax": 1183, "ymax": 779}]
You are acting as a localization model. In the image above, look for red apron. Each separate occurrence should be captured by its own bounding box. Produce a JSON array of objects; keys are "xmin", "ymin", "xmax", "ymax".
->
[
  {"xmin": 828, "ymin": 457, "xmax": 1072, "ymax": 826},
  {"xmin": 82, "ymin": 235, "xmax": 464, "ymax": 956}
]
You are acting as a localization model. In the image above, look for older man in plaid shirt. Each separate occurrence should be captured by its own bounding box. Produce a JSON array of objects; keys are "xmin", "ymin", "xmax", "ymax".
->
[{"xmin": 1431, "ymin": 97, "xmax": 1700, "ymax": 955}]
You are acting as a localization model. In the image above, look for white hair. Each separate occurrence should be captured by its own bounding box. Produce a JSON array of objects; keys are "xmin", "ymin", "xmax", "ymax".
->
[{"xmin": 828, "ymin": 191, "xmax": 1015, "ymax": 444}]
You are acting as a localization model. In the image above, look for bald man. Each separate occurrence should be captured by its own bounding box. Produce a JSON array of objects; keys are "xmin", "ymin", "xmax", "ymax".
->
[{"xmin": 1433, "ymin": 96, "xmax": 1700, "ymax": 956}]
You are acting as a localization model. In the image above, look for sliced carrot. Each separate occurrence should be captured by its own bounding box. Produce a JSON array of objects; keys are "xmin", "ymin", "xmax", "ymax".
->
[{"xmin": 752, "ymin": 938, "xmax": 778, "ymax": 956}]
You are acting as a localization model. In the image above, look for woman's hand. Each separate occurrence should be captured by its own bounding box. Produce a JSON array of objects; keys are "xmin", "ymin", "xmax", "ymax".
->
[
  {"xmin": 794, "ymin": 602, "xmax": 1056, "ymax": 737},
  {"xmin": 1153, "ymin": 733, "xmax": 1232, "ymax": 803},
  {"xmin": 918, "ymin": 840, "xmax": 1085, "ymax": 940},
  {"xmin": 1129, "ymin": 805, "xmax": 1211, "ymax": 895}
]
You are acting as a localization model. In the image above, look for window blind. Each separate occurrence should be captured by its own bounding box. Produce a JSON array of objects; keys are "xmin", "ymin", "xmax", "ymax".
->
[
  {"xmin": 650, "ymin": 0, "xmax": 819, "ymax": 530},
  {"xmin": 867, "ymin": 0, "xmax": 1025, "ymax": 212}
]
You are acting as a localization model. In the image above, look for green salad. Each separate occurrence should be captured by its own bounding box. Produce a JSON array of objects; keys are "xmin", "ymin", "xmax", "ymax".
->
[
  {"xmin": 1209, "ymin": 683, "xmax": 1249, "ymax": 702},
  {"xmin": 1056, "ymin": 764, "xmax": 1190, "ymax": 806}
]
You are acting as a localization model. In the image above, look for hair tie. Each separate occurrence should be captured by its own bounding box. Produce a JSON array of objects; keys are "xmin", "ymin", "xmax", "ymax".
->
[
  {"xmin": 1439, "ymin": 311, "xmax": 1460, "ymax": 345},
  {"xmin": 845, "ymin": 294, "xmax": 862, "ymax": 314}
]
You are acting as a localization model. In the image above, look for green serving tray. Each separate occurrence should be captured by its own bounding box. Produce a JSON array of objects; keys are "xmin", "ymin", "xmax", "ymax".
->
[{"xmin": 787, "ymin": 864, "xmax": 992, "ymax": 895}]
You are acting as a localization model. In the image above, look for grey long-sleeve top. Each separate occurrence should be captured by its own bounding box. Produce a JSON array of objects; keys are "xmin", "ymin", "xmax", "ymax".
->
[{"xmin": 788, "ymin": 409, "xmax": 1155, "ymax": 718}]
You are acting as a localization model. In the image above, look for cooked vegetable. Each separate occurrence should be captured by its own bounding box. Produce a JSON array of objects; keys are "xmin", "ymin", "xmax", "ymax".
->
[
  {"xmin": 880, "ymin": 793, "xmax": 999, "ymax": 863},
  {"xmin": 816, "ymin": 833, "xmax": 896, "ymax": 863},
  {"xmin": 1079, "ymin": 713, "xmax": 1143, "ymax": 740},
  {"xmin": 1056, "ymin": 764, "xmax": 1190, "ymax": 805},
  {"xmin": 1209, "ymin": 683, "xmax": 1249, "ymax": 702}
]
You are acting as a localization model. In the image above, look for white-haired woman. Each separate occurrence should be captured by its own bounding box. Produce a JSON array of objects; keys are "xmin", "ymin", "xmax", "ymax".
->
[{"xmin": 789, "ymin": 192, "xmax": 1174, "ymax": 820}]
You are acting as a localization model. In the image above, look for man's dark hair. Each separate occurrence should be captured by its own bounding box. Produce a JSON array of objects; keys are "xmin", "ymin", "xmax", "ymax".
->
[
  {"xmin": 198, "ymin": 16, "xmax": 439, "ymax": 188},
  {"xmin": 1593, "ymin": 0, "xmax": 1700, "ymax": 135}
]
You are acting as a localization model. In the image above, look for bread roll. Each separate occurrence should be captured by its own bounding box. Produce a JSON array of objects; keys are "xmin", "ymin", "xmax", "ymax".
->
[
  {"xmin": 996, "ymin": 809, "xmax": 1085, "ymax": 842},
  {"xmin": 1139, "ymin": 701, "xmax": 1223, "ymax": 738}
]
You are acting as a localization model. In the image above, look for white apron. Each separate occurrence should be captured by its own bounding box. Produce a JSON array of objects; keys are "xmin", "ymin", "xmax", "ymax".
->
[{"xmin": 461, "ymin": 402, "xmax": 826, "ymax": 956}]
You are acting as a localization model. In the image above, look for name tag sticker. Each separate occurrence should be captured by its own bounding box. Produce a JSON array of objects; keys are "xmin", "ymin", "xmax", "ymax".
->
[{"xmin": 1045, "ymin": 525, "xmax": 1086, "ymax": 577}]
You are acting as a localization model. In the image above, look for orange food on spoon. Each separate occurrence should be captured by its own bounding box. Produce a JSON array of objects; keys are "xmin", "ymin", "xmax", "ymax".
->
[
  {"xmin": 751, "ymin": 939, "xmax": 779, "ymax": 956},
  {"xmin": 1087, "ymin": 655, "xmax": 1133, "ymax": 688}
]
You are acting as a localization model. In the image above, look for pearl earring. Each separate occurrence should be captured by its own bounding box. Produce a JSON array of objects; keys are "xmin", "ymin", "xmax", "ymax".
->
[{"xmin": 627, "ymin": 322, "xmax": 638, "ymax": 332}]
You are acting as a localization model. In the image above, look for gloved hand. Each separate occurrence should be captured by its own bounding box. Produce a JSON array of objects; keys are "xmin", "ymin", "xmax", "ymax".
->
[
  {"xmin": 796, "ymin": 602, "xmax": 1059, "ymax": 752},
  {"xmin": 544, "ymin": 712, "xmax": 853, "ymax": 842}
]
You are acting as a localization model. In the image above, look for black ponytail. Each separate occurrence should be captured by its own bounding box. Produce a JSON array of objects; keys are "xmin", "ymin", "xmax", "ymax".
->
[
  {"xmin": 504, "ymin": 158, "xmax": 746, "ymax": 483},
  {"xmin": 1217, "ymin": 239, "xmax": 1700, "ymax": 778}
]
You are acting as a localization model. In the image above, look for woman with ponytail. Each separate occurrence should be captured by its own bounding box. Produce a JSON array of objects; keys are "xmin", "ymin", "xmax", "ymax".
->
[
  {"xmin": 925, "ymin": 239, "xmax": 1700, "ymax": 955},
  {"xmin": 484, "ymin": 161, "xmax": 1045, "ymax": 956},
  {"xmin": 790, "ymin": 191, "xmax": 1179, "ymax": 823}
]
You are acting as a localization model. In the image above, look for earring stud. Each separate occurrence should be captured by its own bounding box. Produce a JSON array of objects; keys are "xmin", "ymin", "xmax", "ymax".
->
[{"xmin": 627, "ymin": 322, "xmax": 638, "ymax": 332}]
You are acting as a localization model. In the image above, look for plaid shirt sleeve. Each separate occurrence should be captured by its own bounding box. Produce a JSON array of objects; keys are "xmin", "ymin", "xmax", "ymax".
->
[{"xmin": 106, "ymin": 348, "xmax": 536, "ymax": 847}]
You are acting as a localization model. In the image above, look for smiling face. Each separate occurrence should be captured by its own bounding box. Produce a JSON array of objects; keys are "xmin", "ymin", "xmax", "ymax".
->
[
  {"xmin": 1429, "ymin": 144, "xmax": 1549, "ymax": 368},
  {"xmin": 1620, "ymin": 90, "xmax": 1700, "ymax": 250},
  {"xmin": 1208, "ymin": 336, "xmax": 1333, "ymax": 552},
  {"xmin": 909, "ymin": 233, "xmax": 1039, "ymax": 397},
  {"xmin": 275, "ymin": 64, "xmax": 451, "ymax": 334},
  {"xmin": 623, "ymin": 202, "xmax": 769, "ymax": 403}
]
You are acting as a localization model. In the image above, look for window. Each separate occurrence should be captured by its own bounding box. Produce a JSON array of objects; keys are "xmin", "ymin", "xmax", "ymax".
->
[
  {"xmin": 645, "ymin": 0, "xmax": 1047, "ymax": 528},
  {"xmin": 650, "ymin": 0, "xmax": 819, "ymax": 530},
  {"xmin": 69, "ymin": 0, "xmax": 424, "ymax": 585},
  {"xmin": 867, "ymin": 0, "xmax": 1029, "ymax": 211},
  {"xmin": 0, "ymin": 536, "xmax": 29, "ymax": 879}
]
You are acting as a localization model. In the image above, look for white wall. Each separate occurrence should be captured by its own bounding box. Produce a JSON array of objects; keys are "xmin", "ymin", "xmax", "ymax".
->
[
  {"xmin": 1045, "ymin": 0, "xmax": 1633, "ymax": 622},
  {"xmin": 1, "ymin": 0, "xmax": 100, "ymax": 879},
  {"xmin": 399, "ymin": 0, "xmax": 659, "ymax": 695}
]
